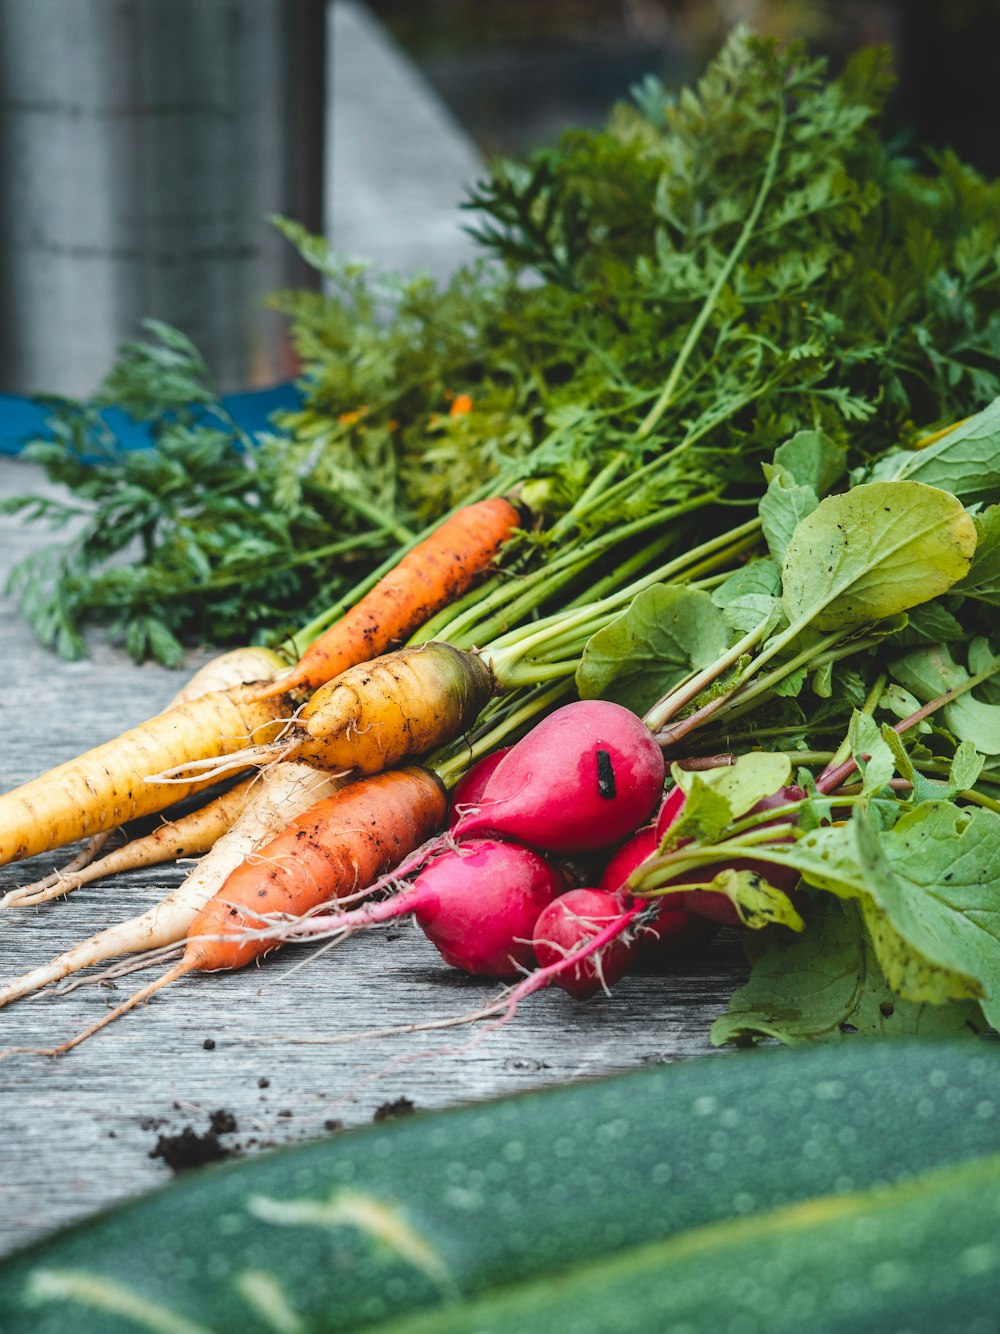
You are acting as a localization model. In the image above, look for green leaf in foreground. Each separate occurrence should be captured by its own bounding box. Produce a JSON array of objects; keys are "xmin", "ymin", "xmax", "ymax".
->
[
  {"xmin": 711, "ymin": 897, "xmax": 986, "ymax": 1045},
  {"xmin": 741, "ymin": 804, "xmax": 1000, "ymax": 1019},
  {"xmin": 781, "ymin": 480, "xmax": 977, "ymax": 632},
  {"xmin": 575, "ymin": 585, "xmax": 727, "ymax": 713}
]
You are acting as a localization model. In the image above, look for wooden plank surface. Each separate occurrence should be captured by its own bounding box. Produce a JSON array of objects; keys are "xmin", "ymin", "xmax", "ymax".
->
[{"xmin": 0, "ymin": 455, "xmax": 747, "ymax": 1259}]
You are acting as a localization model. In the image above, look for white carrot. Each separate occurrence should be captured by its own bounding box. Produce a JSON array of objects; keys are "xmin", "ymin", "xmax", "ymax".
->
[{"xmin": 0, "ymin": 761, "xmax": 346, "ymax": 1008}]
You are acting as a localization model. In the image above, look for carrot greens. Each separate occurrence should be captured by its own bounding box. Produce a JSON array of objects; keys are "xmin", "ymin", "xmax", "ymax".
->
[{"xmin": 7, "ymin": 29, "xmax": 1000, "ymax": 662}]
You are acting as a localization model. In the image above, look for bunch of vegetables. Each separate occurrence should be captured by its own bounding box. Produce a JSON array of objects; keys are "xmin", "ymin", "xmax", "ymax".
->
[{"xmin": 2, "ymin": 28, "xmax": 1000, "ymax": 1054}]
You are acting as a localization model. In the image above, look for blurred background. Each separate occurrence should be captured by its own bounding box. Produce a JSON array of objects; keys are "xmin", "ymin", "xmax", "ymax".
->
[
  {"xmin": 2, "ymin": 0, "xmax": 999, "ymax": 403},
  {"xmin": 365, "ymin": 0, "xmax": 1000, "ymax": 169}
]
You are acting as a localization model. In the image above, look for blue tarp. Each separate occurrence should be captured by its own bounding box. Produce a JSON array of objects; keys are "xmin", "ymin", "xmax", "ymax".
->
[{"xmin": 0, "ymin": 382, "xmax": 301, "ymax": 457}]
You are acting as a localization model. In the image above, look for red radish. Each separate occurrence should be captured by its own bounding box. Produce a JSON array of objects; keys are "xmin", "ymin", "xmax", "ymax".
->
[
  {"xmin": 448, "ymin": 748, "xmax": 512, "ymax": 827},
  {"xmin": 410, "ymin": 839, "xmax": 563, "ymax": 974},
  {"xmin": 600, "ymin": 825, "xmax": 659, "ymax": 892},
  {"xmin": 264, "ymin": 838, "xmax": 564, "ymax": 978},
  {"xmin": 453, "ymin": 701, "xmax": 665, "ymax": 854},
  {"xmin": 651, "ymin": 782, "xmax": 804, "ymax": 925},
  {"xmin": 654, "ymin": 785, "xmax": 687, "ymax": 841},
  {"xmin": 599, "ymin": 825, "xmax": 715, "ymax": 957},
  {"xmin": 531, "ymin": 888, "xmax": 639, "ymax": 999}
]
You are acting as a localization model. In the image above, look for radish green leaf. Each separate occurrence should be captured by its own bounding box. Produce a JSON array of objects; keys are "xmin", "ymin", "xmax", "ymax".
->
[
  {"xmin": 781, "ymin": 481, "xmax": 977, "ymax": 631},
  {"xmin": 866, "ymin": 395, "xmax": 1000, "ymax": 505},
  {"xmin": 712, "ymin": 897, "xmax": 985, "ymax": 1045},
  {"xmin": 576, "ymin": 585, "xmax": 727, "ymax": 713}
]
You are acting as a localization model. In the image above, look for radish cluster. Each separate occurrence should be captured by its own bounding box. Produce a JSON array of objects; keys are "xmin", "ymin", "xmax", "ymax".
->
[
  {"xmin": 404, "ymin": 699, "xmax": 669, "ymax": 984},
  {"xmin": 273, "ymin": 700, "xmax": 801, "ymax": 1003},
  {"xmin": 432, "ymin": 699, "xmax": 687, "ymax": 996}
]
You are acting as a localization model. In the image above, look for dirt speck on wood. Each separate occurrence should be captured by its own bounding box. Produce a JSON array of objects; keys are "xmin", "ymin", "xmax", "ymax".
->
[
  {"xmin": 373, "ymin": 1096, "xmax": 415, "ymax": 1122},
  {"xmin": 150, "ymin": 1127, "xmax": 233, "ymax": 1173}
]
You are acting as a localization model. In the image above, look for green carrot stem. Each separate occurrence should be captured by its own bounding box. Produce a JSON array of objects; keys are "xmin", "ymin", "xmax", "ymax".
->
[
  {"xmin": 558, "ymin": 532, "xmax": 680, "ymax": 610},
  {"xmin": 547, "ymin": 452, "xmax": 627, "ymax": 544},
  {"xmin": 634, "ymin": 101, "xmax": 787, "ymax": 441},
  {"xmin": 714, "ymin": 639, "xmax": 883, "ymax": 730},
  {"xmin": 433, "ymin": 680, "xmax": 572, "ymax": 789},
  {"xmin": 496, "ymin": 659, "xmax": 582, "ymax": 689},
  {"xmin": 485, "ymin": 514, "xmax": 764, "ymax": 679},
  {"xmin": 302, "ymin": 480, "xmax": 416, "ymax": 545}
]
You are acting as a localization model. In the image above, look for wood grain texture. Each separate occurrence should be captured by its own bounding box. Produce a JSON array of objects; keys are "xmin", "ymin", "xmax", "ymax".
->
[{"xmin": 0, "ymin": 457, "xmax": 747, "ymax": 1259}]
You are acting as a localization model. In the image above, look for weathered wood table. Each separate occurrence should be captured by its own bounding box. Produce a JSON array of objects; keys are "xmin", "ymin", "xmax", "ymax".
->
[{"xmin": 0, "ymin": 455, "xmax": 746, "ymax": 1259}]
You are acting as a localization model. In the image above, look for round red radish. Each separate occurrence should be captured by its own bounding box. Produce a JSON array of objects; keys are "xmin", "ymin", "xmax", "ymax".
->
[
  {"xmin": 453, "ymin": 700, "xmax": 665, "ymax": 854},
  {"xmin": 532, "ymin": 888, "xmax": 637, "ymax": 999},
  {"xmin": 448, "ymin": 748, "xmax": 512, "ymax": 828},
  {"xmin": 652, "ymin": 782, "xmax": 804, "ymax": 925},
  {"xmin": 599, "ymin": 824, "xmax": 714, "ymax": 958},
  {"xmin": 599, "ymin": 824, "xmax": 658, "ymax": 893},
  {"xmin": 654, "ymin": 785, "xmax": 686, "ymax": 841},
  {"xmin": 410, "ymin": 838, "xmax": 563, "ymax": 976}
]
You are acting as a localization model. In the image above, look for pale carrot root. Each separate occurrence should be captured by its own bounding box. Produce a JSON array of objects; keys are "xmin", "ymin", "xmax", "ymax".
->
[
  {"xmin": 0, "ymin": 960, "xmax": 196, "ymax": 1061},
  {"xmin": 0, "ymin": 683, "xmax": 295, "ymax": 867},
  {"xmin": 0, "ymin": 767, "xmax": 446, "ymax": 1056},
  {"xmin": 11, "ymin": 830, "xmax": 117, "ymax": 901},
  {"xmin": 0, "ymin": 762, "xmax": 347, "ymax": 1009},
  {"xmin": 0, "ymin": 776, "xmax": 258, "ymax": 908},
  {"xmin": 256, "ymin": 496, "xmax": 521, "ymax": 699}
]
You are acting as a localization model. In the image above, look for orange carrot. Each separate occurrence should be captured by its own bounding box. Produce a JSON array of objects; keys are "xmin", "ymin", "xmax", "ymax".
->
[
  {"xmin": 257, "ymin": 496, "xmax": 522, "ymax": 698},
  {"xmin": 9, "ymin": 767, "xmax": 447, "ymax": 1056}
]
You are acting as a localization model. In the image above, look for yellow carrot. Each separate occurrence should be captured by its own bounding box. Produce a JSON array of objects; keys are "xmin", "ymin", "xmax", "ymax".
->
[
  {"xmin": 1, "ymin": 775, "xmax": 257, "ymax": 908},
  {"xmin": 0, "ymin": 683, "xmax": 294, "ymax": 867},
  {"xmin": 154, "ymin": 642, "xmax": 495, "ymax": 782},
  {"xmin": 7, "ymin": 645, "xmax": 290, "ymax": 896}
]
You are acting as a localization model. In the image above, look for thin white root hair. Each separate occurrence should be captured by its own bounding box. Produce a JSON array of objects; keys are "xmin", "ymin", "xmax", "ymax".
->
[
  {"xmin": 254, "ymin": 932, "xmax": 351, "ymax": 994},
  {"xmin": 145, "ymin": 712, "xmax": 304, "ymax": 784},
  {"xmin": 51, "ymin": 946, "xmax": 185, "ymax": 995},
  {"xmin": 1, "ymin": 830, "xmax": 118, "ymax": 907},
  {"xmin": 145, "ymin": 744, "xmax": 285, "ymax": 785}
]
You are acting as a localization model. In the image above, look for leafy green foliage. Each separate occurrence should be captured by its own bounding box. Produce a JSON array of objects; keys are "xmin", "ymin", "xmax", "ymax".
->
[
  {"xmin": 2, "ymin": 325, "xmax": 389, "ymax": 661},
  {"xmin": 575, "ymin": 585, "xmax": 727, "ymax": 712},
  {"xmin": 8, "ymin": 28, "xmax": 1000, "ymax": 661},
  {"xmin": 712, "ymin": 896, "xmax": 986, "ymax": 1045}
]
